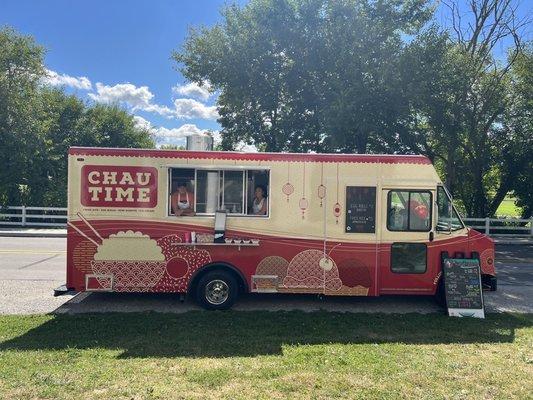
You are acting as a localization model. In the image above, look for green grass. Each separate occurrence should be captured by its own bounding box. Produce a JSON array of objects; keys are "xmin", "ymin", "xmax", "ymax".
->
[
  {"xmin": 496, "ymin": 197, "xmax": 523, "ymax": 218},
  {"xmin": 0, "ymin": 312, "xmax": 532, "ymax": 399}
]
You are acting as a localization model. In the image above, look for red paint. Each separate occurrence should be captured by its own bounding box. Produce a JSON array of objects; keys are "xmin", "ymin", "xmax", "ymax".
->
[
  {"xmin": 69, "ymin": 146, "xmax": 431, "ymax": 165},
  {"xmin": 66, "ymin": 219, "xmax": 495, "ymax": 296},
  {"xmin": 80, "ymin": 165, "xmax": 158, "ymax": 208}
]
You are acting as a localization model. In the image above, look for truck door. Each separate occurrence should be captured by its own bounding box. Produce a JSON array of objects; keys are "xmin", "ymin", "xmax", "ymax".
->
[{"xmin": 379, "ymin": 188, "xmax": 436, "ymax": 295}]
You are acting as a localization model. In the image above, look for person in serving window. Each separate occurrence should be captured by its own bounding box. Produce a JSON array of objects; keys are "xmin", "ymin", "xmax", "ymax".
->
[
  {"xmin": 171, "ymin": 181, "xmax": 195, "ymax": 216},
  {"xmin": 251, "ymin": 185, "xmax": 268, "ymax": 216}
]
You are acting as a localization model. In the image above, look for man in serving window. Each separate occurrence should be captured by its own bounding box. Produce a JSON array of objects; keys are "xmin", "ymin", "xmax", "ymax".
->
[{"xmin": 171, "ymin": 181, "xmax": 195, "ymax": 216}]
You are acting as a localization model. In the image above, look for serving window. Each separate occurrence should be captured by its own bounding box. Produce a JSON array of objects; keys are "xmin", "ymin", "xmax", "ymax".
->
[{"xmin": 168, "ymin": 167, "xmax": 269, "ymax": 217}]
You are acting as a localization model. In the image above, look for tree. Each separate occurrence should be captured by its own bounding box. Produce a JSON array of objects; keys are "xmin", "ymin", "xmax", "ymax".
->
[
  {"xmin": 0, "ymin": 27, "xmax": 45, "ymax": 204},
  {"xmin": 398, "ymin": 0, "xmax": 531, "ymax": 217},
  {"xmin": 30, "ymin": 90, "xmax": 156, "ymax": 206},
  {"xmin": 443, "ymin": 0, "xmax": 530, "ymax": 217},
  {"xmin": 174, "ymin": 0, "xmax": 433, "ymax": 153},
  {"xmin": 500, "ymin": 46, "xmax": 533, "ymax": 218}
]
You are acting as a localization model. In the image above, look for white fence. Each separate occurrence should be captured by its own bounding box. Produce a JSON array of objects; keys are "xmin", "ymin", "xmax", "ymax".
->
[
  {"xmin": 462, "ymin": 217, "xmax": 533, "ymax": 237},
  {"xmin": 0, "ymin": 206, "xmax": 68, "ymax": 227},
  {"xmin": 0, "ymin": 206, "xmax": 531, "ymax": 236}
]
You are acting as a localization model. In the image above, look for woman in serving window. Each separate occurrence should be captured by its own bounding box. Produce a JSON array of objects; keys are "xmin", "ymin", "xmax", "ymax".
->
[
  {"xmin": 251, "ymin": 185, "xmax": 268, "ymax": 216},
  {"xmin": 171, "ymin": 181, "xmax": 195, "ymax": 216}
]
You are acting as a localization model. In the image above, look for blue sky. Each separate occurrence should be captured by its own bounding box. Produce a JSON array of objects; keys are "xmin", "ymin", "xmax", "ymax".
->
[
  {"xmin": 1, "ymin": 0, "xmax": 530, "ymax": 147},
  {"xmin": 1, "ymin": 0, "xmax": 243, "ymax": 146}
]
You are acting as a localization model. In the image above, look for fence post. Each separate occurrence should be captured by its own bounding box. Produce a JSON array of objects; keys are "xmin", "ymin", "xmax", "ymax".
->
[
  {"xmin": 21, "ymin": 205, "xmax": 26, "ymax": 227},
  {"xmin": 485, "ymin": 217, "xmax": 490, "ymax": 235}
]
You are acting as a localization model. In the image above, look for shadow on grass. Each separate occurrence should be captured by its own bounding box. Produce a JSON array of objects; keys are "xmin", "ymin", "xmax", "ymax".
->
[{"xmin": 1, "ymin": 311, "xmax": 531, "ymax": 358}]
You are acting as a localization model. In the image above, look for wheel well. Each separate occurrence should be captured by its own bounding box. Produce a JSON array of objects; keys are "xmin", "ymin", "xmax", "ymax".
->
[{"xmin": 188, "ymin": 263, "xmax": 248, "ymax": 294}]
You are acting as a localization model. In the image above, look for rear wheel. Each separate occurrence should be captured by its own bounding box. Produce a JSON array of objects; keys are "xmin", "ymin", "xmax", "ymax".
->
[{"xmin": 196, "ymin": 271, "xmax": 238, "ymax": 310}]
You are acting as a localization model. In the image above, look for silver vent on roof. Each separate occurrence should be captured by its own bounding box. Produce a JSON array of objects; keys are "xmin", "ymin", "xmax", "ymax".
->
[{"xmin": 186, "ymin": 134, "xmax": 213, "ymax": 151}]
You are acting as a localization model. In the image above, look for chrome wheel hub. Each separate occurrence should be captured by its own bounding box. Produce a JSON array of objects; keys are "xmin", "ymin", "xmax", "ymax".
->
[{"xmin": 205, "ymin": 279, "xmax": 229, "ymax": 305}]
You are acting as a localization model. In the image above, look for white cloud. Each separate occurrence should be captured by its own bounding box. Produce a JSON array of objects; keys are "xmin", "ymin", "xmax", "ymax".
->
[
  {"xmin": 133, "ymin": 116, "xmax": 212, "ymax": 147},
  {"xmin": 134, "ymin": 116, "xmax": 256, "ymax": 151},
  {"xmin": 133, "ymin": 115, "xmax": 153, "ymax": 131},
  {"xmin": 41, "ymin": 69, "xmax": 92, "ymax": 90},
  {"xmin": 89, "ymin": 82, "xmax": 154, "ymax": 109},
  {"xmin": 200, "ymin": 130, "xmax": 257, "ymax": 152},
  {"xmin": 173, "ymin": 98, "xmax": 219, "ymax": 120},
  {"xmin": 90, "ymin": 82, "xmax": 218, "ymax": 120},
  {"xmin": 236, "ymin": 142, "xmax": 258, "ymax": 152},
  {"xmin": 172, "ymin": 81, "xmax": 212, "ymax": 101}
]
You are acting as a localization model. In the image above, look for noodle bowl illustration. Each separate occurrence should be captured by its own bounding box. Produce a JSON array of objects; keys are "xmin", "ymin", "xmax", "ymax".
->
[
  {"xmin": 68, "ymin": 214, "xmax": 166, "ymax": 292},
  {"xmin": 91, "ymin": 230, "xmax": 166, "ymax": 291}
]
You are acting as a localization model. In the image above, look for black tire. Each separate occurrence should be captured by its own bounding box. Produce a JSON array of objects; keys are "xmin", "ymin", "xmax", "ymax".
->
[
  {"xmin": 195, "ymin": 270, "xmax": 238, "ymax": 310},
  {"xmin": 490, "ymin": 277, "xmax": 497, "ymax": 291},
  {"xmin": 482, "ymin": 275, "xmax": 497, "ymax": 291}
]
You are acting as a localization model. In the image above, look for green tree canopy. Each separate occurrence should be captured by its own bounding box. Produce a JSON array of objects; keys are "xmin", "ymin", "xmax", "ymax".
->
[
  {"xmin": 175, "ymin": 0, "xmax": 532, "ymax": 217},
  {"xmin": 174, "ymin": 0, "xmax": 432, "ymax": 153}
]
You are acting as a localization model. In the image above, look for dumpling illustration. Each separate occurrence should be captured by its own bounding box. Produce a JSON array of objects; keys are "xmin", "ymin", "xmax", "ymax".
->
[
  {"xmin": 283, "ymin": 249, "xmax": 342, "ymax": 291},
  {"xmin": 255, "ymin": 256, "xmax": 289, "ymax": 289}
]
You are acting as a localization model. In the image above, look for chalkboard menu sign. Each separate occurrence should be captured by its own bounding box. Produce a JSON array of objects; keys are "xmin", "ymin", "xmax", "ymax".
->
[
  {"xmin": 345, "ymin": 186, "xmax": 376, "ymax": 233},
  {"xmin": 443, "ymin": 258, "xmax": 485, "ymax": 318}
]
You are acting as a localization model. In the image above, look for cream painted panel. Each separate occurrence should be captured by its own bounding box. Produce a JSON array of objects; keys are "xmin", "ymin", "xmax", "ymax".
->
[{"xmin": 68, "ymin": 154, "xmax": 441, "ymax": 242}]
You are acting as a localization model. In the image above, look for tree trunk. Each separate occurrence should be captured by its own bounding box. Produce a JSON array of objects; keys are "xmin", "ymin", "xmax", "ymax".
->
[
  {"xmin": 471, "ymin": 167, "xmax": 487, "ymax": 217},
  {"xmin": 487, "ymin": 180, "xmax": 512, "ymax": 217},
  {"xmin": 444, "ymin": 146, "xmax": 457, "ymax": 194}
]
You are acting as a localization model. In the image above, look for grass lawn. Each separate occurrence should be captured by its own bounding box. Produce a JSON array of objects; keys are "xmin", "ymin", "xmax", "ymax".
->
[
  {"xmin": 496, "ymin": 197, "xmax": 523, "ymax": 218},
  {"xmin": 0, "ymin": 311, "xmax": 532, "ymax": 399}
]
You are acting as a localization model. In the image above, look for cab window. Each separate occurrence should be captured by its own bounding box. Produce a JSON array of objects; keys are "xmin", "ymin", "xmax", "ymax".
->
[
  {"xmin": 436, "ymin": 186, "xmax": 464, "ymax": 231},
  {"xmin": 387, "ymin": 190, "xmax": 432, "ymax": 232}
]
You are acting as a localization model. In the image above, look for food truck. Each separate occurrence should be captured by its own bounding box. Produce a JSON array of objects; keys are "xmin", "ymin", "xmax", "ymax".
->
[{"xmin": 64, "ymin": 146, "xmax": 496, "ymax": 309}]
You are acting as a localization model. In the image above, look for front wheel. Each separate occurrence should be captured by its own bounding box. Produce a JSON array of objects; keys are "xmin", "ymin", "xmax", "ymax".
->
[{"xmin": 196, "ymin": 271, "xmax": 238, "ymax": 310}]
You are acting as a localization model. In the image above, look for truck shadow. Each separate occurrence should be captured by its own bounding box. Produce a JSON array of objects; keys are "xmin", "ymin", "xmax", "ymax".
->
[{"xmin": 0, "ymin": 310, "xmax": 530, "ymax": 358}]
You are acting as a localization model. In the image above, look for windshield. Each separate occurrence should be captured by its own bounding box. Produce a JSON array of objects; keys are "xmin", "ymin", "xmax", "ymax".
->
[{"xmin": 436, "ymin": 186, "xmax": 464, "ymax": 231}]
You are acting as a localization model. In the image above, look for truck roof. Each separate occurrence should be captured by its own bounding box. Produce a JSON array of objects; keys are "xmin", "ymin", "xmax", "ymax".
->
[{"xmin": 69, "ymin": 146, "xmax": 431, "ymax": 165}]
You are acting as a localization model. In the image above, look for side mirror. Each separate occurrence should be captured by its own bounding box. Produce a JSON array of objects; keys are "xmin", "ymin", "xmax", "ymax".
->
[{"xmin": 429, "ymin": 231, "xmax": 434, "ymax": 242}]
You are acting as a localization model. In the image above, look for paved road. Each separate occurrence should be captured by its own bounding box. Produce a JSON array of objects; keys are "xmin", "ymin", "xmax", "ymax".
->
[{"xmin": 0, "ymin": 237, "xmax": 531, "ymax": 314}]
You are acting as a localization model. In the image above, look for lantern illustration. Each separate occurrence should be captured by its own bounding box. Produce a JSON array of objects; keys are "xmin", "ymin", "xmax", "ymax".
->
[
  {"xmin": 282, "ymin": 182, "xmax": 294, "ymax": 201},
  {"xmin": 300, "ymin": 163, "xmax": 308, "ymax": 219},
  {"xmin": 334, "ymin": 163, "xmax": 341, "ymax": 224},
  {"xmin": 317, "ymin": 163, "xmax": 326, "ymax": 207},
  {"xmin": 282, "ymin": 163, "xmax": 294, "ymax": 202},
  {"xmin": 333, "ymin": 202, "xmax": 342, "ymax": 224},
  {"xmin": 299, "ymin": 197, "xmax": 309, "ymax": 219},
  {"xmin": 317, "ymin": 185, "xmax": 326, "ymax": 206}
]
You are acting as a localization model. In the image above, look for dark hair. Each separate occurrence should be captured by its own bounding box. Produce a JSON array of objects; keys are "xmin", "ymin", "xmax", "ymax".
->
[
  {"xmin": 255, "ymin": 185, "xmax": 267, "ymax": 197},
  {"xmin": 174, "ymin": 180, "xmax": 187, "ymax": 192}
]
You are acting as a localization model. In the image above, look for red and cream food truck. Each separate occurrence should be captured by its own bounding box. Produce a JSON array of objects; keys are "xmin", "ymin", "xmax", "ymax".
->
[{"xmin": 64, "ymin": 147, "xmax": 496, "ymax": 309}]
